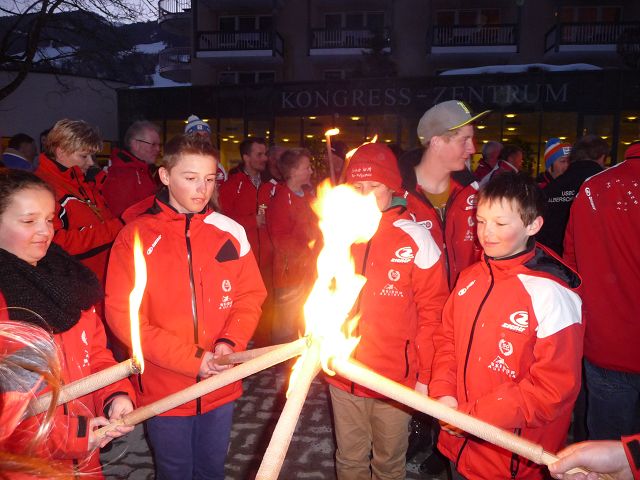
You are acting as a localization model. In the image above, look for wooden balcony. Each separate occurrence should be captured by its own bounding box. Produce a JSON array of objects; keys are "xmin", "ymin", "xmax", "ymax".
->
[
  {"xmin": 309, "ymin": 28, "xmax": 391, "ymax": 55},
  {"xmin": 158, "ymin": 46, "xmax": 191, "ymax": 83},
  {"xmin": 430, "ymin": 24, "xmax": 518, "ymax": 54},
  {"xmin": 545, "ymin": 22, "xmax": 640, "ymax": 53},
  {"xmin": 158, "ymin": 0, "xmax": 191, "ymax": 36},
  {"xmin": 196, "ymin": 31, "xmax": 284, "ymax": 63}
]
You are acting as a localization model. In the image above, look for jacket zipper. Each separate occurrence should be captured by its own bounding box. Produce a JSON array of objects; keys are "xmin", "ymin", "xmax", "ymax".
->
[
  {"xmin": 185, "ymin": 214, "xmax": 201, "ymax": 415},
  {"xmin": 403, "ymin": 340, "xmax": 410, "ymax": 378},
  {"xmin": 510, "ymin": 428, "xmax": 522, "ymax": 479},
  {"xmin": 350, "ymin": 239, "xmax": 372, "ymax": 394},
  {"xmin": 462, "ymin": 258, "xmax": 494, "ymax": 403}
]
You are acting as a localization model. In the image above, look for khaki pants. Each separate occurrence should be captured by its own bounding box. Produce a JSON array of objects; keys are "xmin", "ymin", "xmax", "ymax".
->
[{"xmin": 330, "ymin": 385, "xmax": 411, "ymax": 480}]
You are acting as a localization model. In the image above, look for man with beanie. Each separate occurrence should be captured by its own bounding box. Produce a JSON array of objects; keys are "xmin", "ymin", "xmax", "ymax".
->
[
  {"xmin": 537, "ymin": 138, "xmax": 571, "ymax": 188},
  {"xmin": 538, "ymin": 134, "xmax": 608, "ymax": 255},
  {"xmin": 400, "ymin": 99, "xmax": 489, "ymax": 290},
  {"xmin": 563, "ymin": 142, "xmax": 640, "ymax": 443},
  {"xmin": 103, "ymin": 120, "xmax": 161, "ymax": 216},
  {"xmin": 328, "ymin": 142, "xmax": 449, "ymax": 480},
  {"xmin": 184, "ymin": 114, "xmax": 227, "ymax": 188}
]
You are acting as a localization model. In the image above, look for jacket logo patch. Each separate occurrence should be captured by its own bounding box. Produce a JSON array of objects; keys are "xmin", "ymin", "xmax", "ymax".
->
[
  {"xmin": 457, "ymin": 280, "xmax": 476, "ymax": 296},
  {"xmin": 222, "ymin": 279, "xmax": 232, "ymax": 292},
  {"xmin": 391, "ymin": 246, "xmax": 413, "ymax": 263},
  {"xmin": 501, "ymin": 311, "xmax": 528, "ymax": 333},
  {"xmin": 498, "ymin": 339, "xmax": 514, "ymax": 357},
  {"xmin": 467, "ymin": 216, "xmax": 475, "ymax": 227},
  {"xmin": 388, "ymin": 269, "xmax": 400, "ymax": 282},
  {"xmin": 488, "ymin": 355, "xmax": 516, "ymax": 379},
  {"xmin": 380, "ymin": 283, "xmax": 404, "ymax": 297},
  {"xmin": 465, "ymin": 194, "xmax": 477, "ymax": 210},
  {"xmin": 146, "ymin": 235, "xmax": 162, "ymax": 255},
  {"xmin": 421, "ymin": 220, "xmax": 433, "ymax": 230},
  {"xmin": 219, "ymin": 295, "xmax": 233, "ymax": 310},
  {"xmin": 464, "ymin": 229, "xmax": 474, "ymax": 241}
]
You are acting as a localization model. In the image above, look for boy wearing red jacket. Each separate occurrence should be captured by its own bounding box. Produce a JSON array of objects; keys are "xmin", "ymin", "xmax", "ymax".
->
[
  {"xmin": 430, "ymin": 172, "xmax": 583, "ymax": 480},
  {"xmin": 105, "ymin": 135, "xmax": 266, "ymax": 480},
  {"xmin": 327, "ymin": 143, "xmax": 449, "ymax": 480}
]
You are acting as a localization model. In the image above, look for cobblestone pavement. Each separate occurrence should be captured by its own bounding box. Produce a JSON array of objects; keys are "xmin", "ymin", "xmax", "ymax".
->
[{"xmin": 101, "ymin": 365, "xmax": 443, "ymax": 480}]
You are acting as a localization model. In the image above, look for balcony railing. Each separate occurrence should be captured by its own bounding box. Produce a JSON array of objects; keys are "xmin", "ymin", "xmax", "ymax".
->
[
  {"xmin": 159, "ymin": 47, "xmax": 191, "ymax": 70},
  {"xmin": 310, "ymin": 28, "xmax": 391, "ymax": 50},
  {"xmin": 432, "ymin": 24, "xmax": 517, "ymax": 48},
  {"xmin": 158, "ymin": 0, "xmax": 190, "ymax": 19},
  {"xmin": 545, "ymin": 22, "xmax": 640, "ymax": 52},
  {"xmin": 197, "ymin": 31, "xmax": 284, "ymax": 57}
]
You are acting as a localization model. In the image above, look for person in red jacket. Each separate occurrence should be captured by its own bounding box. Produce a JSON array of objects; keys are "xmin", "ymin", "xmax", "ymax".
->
[
  {"xmin": 549, "ymin": 434, "xmax": 640, "ymax": 480},
  {"xmin": 327, "ymin": 143, "xmax": 449, "ymax": 480},
  {"xmin": 430, "ymin": 172, "xmax": 583, "ymax": 480},
  {"xmin": 266, "ymin": 147, "xmax": 320, "ymax": 344},
  {"xmin": 105, "ymin": 135, "xmax": 266, "ymax": 480},
  {"xmin": 473, "ymin": 141, "xmax": 502, "ymax": 182},
  {"xmin": 102, "ymin": 120, "xmax": 161, "ymax": 217},
  {"xmin": 218, "ymin": 137, "xmax": 269, "ymax": 262},
  {"xmin": 563, "ymin": 142, "xmax": 640, "ymax": 442},
  {"xmin": 401, "ymin": 100, "xmax": 488, "ymax": 291},
  {"xmin": 0, "ymin": 169, "xmax": 135, "ymax": 479},
  {"xmin": 35, "ymin": 119, "xmax": 123, "ymax": 286}
]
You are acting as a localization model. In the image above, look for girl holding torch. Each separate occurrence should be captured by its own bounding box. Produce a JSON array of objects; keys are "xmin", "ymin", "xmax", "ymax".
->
[{"xmin": 0, "ymin": 169, "xmax": 135, "ymax": 478}]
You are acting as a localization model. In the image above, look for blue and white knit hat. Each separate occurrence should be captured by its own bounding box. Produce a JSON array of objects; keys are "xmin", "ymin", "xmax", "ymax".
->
[
  {"xmin": 185, "ymin": 115, "xmax": 211, "ymax": 134},
  {"xmin": 544, "ymin": 138, "xmax": 571, "ymax": 169}
]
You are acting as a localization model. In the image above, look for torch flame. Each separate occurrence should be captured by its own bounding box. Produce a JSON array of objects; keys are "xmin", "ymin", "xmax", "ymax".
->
[
  {"xmin": 324, "ymin": 128, "xmax": 340, "ymax": 137},
  {"xmin": 289, "ymin": 181, "xmax": 381, "ymax": 390},
  {"xmin": 345, "ymin": 134, "xmax": 378, "ymax": 161},
  {"xmin": 129, "ymin": 231, "xmax": 147, "ymax": 373}
]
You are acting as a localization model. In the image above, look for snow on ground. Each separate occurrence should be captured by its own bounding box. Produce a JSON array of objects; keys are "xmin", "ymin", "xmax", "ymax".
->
[{"xmin": 134, "ymin": 41, "xmax": 166, "ymax": 54}]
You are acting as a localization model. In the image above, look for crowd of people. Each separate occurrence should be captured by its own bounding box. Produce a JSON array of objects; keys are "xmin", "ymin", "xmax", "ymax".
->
[{"xmin": 0, "ymin": 103, "xmax": 638, "ymax": 480}]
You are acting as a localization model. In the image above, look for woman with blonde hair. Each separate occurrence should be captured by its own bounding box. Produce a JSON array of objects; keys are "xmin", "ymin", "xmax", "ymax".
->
[{"xmin": 35, "ymin": 119, "xmax": 123, "ymax": 286}]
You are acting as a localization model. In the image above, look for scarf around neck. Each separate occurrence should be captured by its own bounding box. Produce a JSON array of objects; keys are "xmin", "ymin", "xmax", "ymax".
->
[{"xmin": 0, "ymin": 244, "xmax": 104, "ymax": 333}]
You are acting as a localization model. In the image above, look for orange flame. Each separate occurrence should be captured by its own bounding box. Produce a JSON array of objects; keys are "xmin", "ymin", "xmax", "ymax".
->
[
  {"xmin": 293, "ymin": 181, "xmax": 381, "ymax": 384},
  {"xmin": 324, "ymin": 128, "xmax": 340, "ymax": 137},
  {"xmin": 129, "ymin": 231, "xmax": 146, "ymax": 373},
  {"xmin": 345, "ymin": 134, "xmax": 378, "ymax": 161}
]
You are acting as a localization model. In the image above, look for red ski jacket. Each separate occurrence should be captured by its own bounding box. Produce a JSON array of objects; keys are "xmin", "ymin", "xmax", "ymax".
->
[
  {"xmin": 404, "ymin": 176, "xmax": 482, "ymax": 289},
  {"xmin": 266, "ymin": 185, "xmax": 321, "ymax": 290},
  {"xmin": 35, "ymin": 153, "xmax": 123, "ymax": 285},
  {"xmin": 102, "ymin": 148, "xmax": 159, "ymax": 217},
  {"xmin": 326, "ymin": 205, "xmax": 449, "ymax": 397},
  {"xmin": 563, "ymin": 158, "xmax": 640, "ymax": 374},
  {"xmin": 105, "ymin": 192, "xmax": 266, "ymax": 416},
  {"xmin": 431, "ymin": 244, "xmax": 583, "ymax": 480},
  {"xmin": 0, "ymin": 297, "xmax": 135, "ymax": 478}
]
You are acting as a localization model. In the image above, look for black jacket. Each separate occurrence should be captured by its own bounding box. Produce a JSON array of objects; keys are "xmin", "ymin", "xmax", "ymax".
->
[{"xmin": 537, "ymin": 160, "xmax": 603, "ymax": 255}]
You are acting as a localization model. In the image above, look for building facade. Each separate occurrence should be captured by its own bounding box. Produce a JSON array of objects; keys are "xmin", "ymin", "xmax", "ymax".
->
[{"xmin": 121, "ymin": 0, "xmax": 640, "ymax": 172}]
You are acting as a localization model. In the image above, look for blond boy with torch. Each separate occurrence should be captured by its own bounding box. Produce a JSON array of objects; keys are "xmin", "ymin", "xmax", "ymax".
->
[
  {"xmin": 327, "ymin": 143, "xmax": 449, "ymax": 479},
  {"xmin": 105, "ymin": 135, "xmax": 266, "ymax": 480},
  {"xmin": 430, "ymin": 172, "xmax": 583, "ymax": 480}
]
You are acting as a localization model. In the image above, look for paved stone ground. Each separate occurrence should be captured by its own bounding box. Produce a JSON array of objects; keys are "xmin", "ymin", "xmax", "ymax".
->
[{"xmin": 101, "ymin": 364, "xmax": 445, "ymax": 480}]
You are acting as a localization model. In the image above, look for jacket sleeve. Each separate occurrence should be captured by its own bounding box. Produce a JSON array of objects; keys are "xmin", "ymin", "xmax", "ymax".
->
[
  {"xmin": 429, "ymin": 292, "xmax": 459, "ymax": 399},
  {"xmin": 458, "ymin": 290, "xmax": 584, "ymax": 430},
  {"xmin": 105, "ymin": 227, "xmax": 205, "ymax": 378},
  {"xmin": 102, "ymin": 172, "xmax": 130, "ymax": 218},
  {"xmin": 562, "ymin": 186, "xmax": 586, "ymax": 271},
  {"xmin": 52, "ymin": 203, "xmax": 123, "ymax": 257},
  {"xmin": 216, "ymin": 248, "xmax": 267, "ymax": 352},
  {"xmin": 622, "ymin": 434, "xmax": 640, "ymax": 480},
  {"xmin": 85, "ymin": 309, "xmax": 136, "ymax": 412},
  {"xmin": 219, "ymin": 177, "xmax": 258, "ymax": 234},
  {"xmin": 412, "ymin": 242, "xmax": 449, "ymax": 385}
]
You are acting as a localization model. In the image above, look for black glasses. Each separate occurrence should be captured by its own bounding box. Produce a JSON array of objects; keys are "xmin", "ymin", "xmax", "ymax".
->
[{"xmin": 135, "ymin": 138, "xmax": 161, "ymax": 148}]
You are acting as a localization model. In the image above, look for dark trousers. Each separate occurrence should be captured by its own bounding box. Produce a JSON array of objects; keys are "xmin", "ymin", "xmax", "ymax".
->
[
  {"xmin": 584, "ymin": 359, "xmax": 640, "ymax": 440},
  {"xmin": 146, "ymin": 402, "xmax": 234, "ymax": 480}
]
